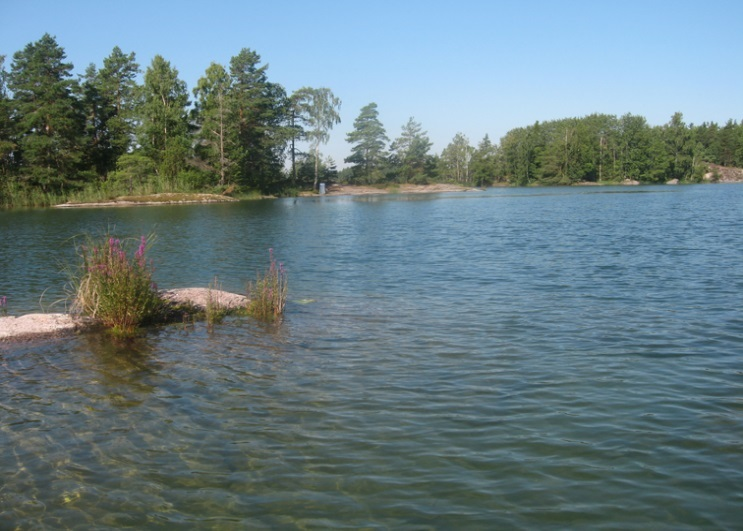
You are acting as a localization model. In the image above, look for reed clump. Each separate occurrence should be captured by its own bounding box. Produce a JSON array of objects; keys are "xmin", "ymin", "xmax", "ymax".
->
[
  {"xmin": 205, "ymin": 277, "xmax": 233, "ymax": 330},
  {"xmin": 247, "ymin": 249, "xmax": 287, "ymax": 321},
  {"xmin": 71, "ymin": 233, "xmax": 162, "ymax": 336}
]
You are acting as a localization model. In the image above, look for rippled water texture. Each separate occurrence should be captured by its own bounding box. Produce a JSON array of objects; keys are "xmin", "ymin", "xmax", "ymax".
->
[{"xmin": 1, "ymin": 185, "xmax": 742, "ymax": 529}]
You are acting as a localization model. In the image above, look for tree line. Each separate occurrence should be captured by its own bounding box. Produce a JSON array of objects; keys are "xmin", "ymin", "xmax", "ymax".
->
[
  {"xmin": 1, "ymin": 34, "xmax": 742, "ymax": 207},
  {"xmin": 343, "ymin": 106, "xmax": 743, "ymax": 187},
  {"xmin": 0, "ymin": 34, "xmax": 341, "ymax": 207}
]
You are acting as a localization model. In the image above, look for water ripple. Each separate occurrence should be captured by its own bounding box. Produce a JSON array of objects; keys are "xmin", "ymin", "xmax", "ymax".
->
[{"xmin": 1, "ymin": 186, "xmax": 742, "ymax": 528}]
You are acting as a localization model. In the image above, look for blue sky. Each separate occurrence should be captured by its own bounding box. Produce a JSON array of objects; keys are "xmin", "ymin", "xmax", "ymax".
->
[{"xmin": 2, "ymin": 0, "xmax": 741, "ymax": 167}]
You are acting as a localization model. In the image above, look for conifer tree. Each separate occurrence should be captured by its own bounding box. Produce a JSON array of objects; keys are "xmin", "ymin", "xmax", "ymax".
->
[
  {"xmin": 390, "ymin": 117, "xmax": 432, "ymax": 183},
  {"xmin": 470, "ymin": 134, "xmax": 499, "ymax": 186},
  {"xmin": 345, "ymin": 102, "xmax": 388, "ymax": 183},
  {"xmin": 228, "ymin": 48, "xmax": 288, "ymax": 192},
  {"xmin": 140, "ymin": 55, "xmax": 190, "ymax": 184},
  {"xmin": 8, "ymin": 34, "xmax": 85, "ymax": 190}
]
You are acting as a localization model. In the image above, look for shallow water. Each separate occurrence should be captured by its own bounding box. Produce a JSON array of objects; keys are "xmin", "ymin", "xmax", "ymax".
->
[{"xmin": 1, "ymin": 185, "xmax": 742, "ymax": 528}]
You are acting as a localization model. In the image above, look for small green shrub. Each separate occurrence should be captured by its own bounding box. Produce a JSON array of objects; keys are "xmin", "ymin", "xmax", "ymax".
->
[
  {"xmin": 72, "ymin": 233, "xmax": 161, "ymax": 335},
  {"xmin": 247, "ymin": 249, "xmax": 287, "ymax": 321}
]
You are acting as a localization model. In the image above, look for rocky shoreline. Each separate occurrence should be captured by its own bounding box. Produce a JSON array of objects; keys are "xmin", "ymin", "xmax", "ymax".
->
[
  {"xmin": 309, "ymin": 183, "xmax": 481, "ymax": 197},
  {"xmin": 55, "ymin": 193, "xmax": 238, "ymax": 208},
  {"xmin": 49, "ymin": 175, "xmax": 743, "ymax": 210},
  {"xmin": 0, "ymin": 288, "xmax": 248, "ymax": 342}
]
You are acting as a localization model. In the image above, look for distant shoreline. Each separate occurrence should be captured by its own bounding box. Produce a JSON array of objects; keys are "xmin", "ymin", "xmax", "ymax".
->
[
  {"xmin": 53, "ymin": 175, "xmax": 743, "ymax": 208},
  {"xmin": 55, "ymin": 193, "xmax": 238, "ymax": 208},
  {"xmin": 306, "ymin": 183, "xmax": 481, "ymax": 197}
]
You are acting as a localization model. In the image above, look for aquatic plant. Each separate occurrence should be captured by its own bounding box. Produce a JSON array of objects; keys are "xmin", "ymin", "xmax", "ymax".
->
[
  {"xmin": 0, "ymin": 295, "xmax": 7, "ymax": 316},
  {"xmin": 71, "ymin": 233, "xmax": 162, "ymax": 335},
  {"xmin": 247, "ymin": 249, "xmax": 287, "ymax": 321},
  {"xmin": 205, "ymin": 277, "xmax": 231, "ymax": 330}
]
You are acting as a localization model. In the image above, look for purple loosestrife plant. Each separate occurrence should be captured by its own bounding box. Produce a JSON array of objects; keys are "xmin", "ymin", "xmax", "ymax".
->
[
  {"xmin": 72, "ymin": 232, "xmax": 161, "ymax": 335},
  {"xmin": 247, "ymin": 249, "xmax": 288, "ymax": 321}
]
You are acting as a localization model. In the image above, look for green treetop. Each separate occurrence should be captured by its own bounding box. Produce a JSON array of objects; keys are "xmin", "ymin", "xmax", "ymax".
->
[
  {"xmin": 345, "ymin": 102, "xmax": 388, "ymax": 183},
  {"xmin": 140, "ymin": 54, "xmax": 190, "ymax": 183},
  {"xmin": 8, "ymin": 34, "xmax": 85, "ymax": 190},
  {"xmin": 291, "ymin": 87, "xmax": 341, "ymax": 190}
]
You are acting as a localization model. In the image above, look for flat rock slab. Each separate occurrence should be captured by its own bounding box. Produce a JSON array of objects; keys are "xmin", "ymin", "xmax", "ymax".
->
[
  {"xmin": 0, "ymin": 288, "xmax": 248, "ymax": 342},
  {"xmin": 160, "ymin": 288, "xmax": 248, "ymax": 311},
  {"xmin": 0, "ymin": 314, "xmax": 96, "ymax": 342}
]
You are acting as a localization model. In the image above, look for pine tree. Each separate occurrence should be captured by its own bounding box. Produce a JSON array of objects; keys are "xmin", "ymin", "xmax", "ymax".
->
[
  {"xmin": 470, "ymin": 134, "xmax": 499, "ymax": 186},
  {"xmin": 390, "ymin": 117, "xmax": 432, "ymax": 183},
  {"xmin": 94, "ymin": 47, "xmax": 139, "ymax": 178},
  {"xmin": 345, "ymin": 102, "xmax": 389, "ymax": 183},
  {"xmin": 8, "ymin": 34, "xmax": 85, "ymax": 190},
  {"xmin": 228, "ymin": 49, "xmax": 288, "ymax": 193},
  {"xmin": 140, "ymin": 55, "xmax": 190, "ymax": 185}
]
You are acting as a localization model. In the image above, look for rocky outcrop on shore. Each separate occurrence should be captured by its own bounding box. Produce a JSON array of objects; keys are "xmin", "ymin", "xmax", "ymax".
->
[
  {"xmin": 704, "ymin": 164, "xmax": 743, "ymax": 183},
  {"xmin": 0, "ymin": 288, "xmax": 248, "ymax": 342},
  {"xmin": 55, "ymin": 193, "xmax": 238, "ymax": 208},
  {"xmin": 301, "ymin": 183, "xmax": 480, "ymax": 197}
]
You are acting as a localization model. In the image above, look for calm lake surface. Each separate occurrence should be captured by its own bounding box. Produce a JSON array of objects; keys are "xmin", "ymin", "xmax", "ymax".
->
[{"xmin": 1, "ymin": 185, "xmax": 742, "ymax": 529}]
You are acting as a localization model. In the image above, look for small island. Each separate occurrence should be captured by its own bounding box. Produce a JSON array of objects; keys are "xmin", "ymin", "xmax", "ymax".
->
[
  {"xmin": 1, "ymin": 235, "xmax": 287, "ymax": 341},
  {"xmin": 0, "ymin": 288, "xmax": 247, "ymax": 342}
]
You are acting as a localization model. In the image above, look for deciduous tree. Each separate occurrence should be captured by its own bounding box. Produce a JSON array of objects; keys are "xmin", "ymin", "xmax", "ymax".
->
[
  {"xmin": 440, "ymin": 132, "xmax": 474, "ymax": 183},
  {"xmin": 662, "ymin": 112, "xmax": 695, "ymax": 181},
  {"xmin": 193, "ymin": 62, "xmax": 233, "ymax": 186},
  {"xmin": 0, "ymin": 55, "xmax": 14, "ymax": 178},
  {"xmin": 291, "ymin": 87, "xmax": 341, "ymax": 190}
]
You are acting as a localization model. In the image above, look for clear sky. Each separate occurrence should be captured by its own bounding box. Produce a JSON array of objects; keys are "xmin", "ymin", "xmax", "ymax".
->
[{"xmin": 2, "ymin": 0, "xmax": 741, "ymax": 167}]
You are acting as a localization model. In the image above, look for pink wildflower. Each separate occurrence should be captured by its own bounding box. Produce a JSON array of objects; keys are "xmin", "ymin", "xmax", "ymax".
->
[{"xmin": 135, "ymin": 236, "xmax": 146, "ymax": 266}]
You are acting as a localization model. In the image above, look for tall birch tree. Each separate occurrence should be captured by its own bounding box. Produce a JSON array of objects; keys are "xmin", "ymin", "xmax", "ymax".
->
[
  {"xmin": 140, "ymin": 55, "xmax": 189, "ymax": 183},
  {"xmin": 193, "ymin": 62, "xmax": 233, "ymax": 186},
  {"xmin": 291, "ymin": 87, "xmax": 341, "ymax": 190}
]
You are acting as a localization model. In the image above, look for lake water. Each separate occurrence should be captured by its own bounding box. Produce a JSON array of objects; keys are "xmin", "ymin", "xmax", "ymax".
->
[{"xmin": 1, "ymin": 185, "xmax": 742, "ymax": 529}]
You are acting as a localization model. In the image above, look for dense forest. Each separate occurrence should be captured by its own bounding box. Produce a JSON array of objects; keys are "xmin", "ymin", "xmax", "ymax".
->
[{"xmin": 1, "ymin": 34, "xmax": 742, "ymax": 207}]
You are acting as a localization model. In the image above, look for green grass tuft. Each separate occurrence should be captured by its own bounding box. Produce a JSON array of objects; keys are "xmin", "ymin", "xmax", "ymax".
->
[
  {"xmin": 247, "ymin": 249, "xmax": 288, "ymax": 321},
  {"xmin": 70, "ymin": 232, "xmax": 162, "ymax": 336}
]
